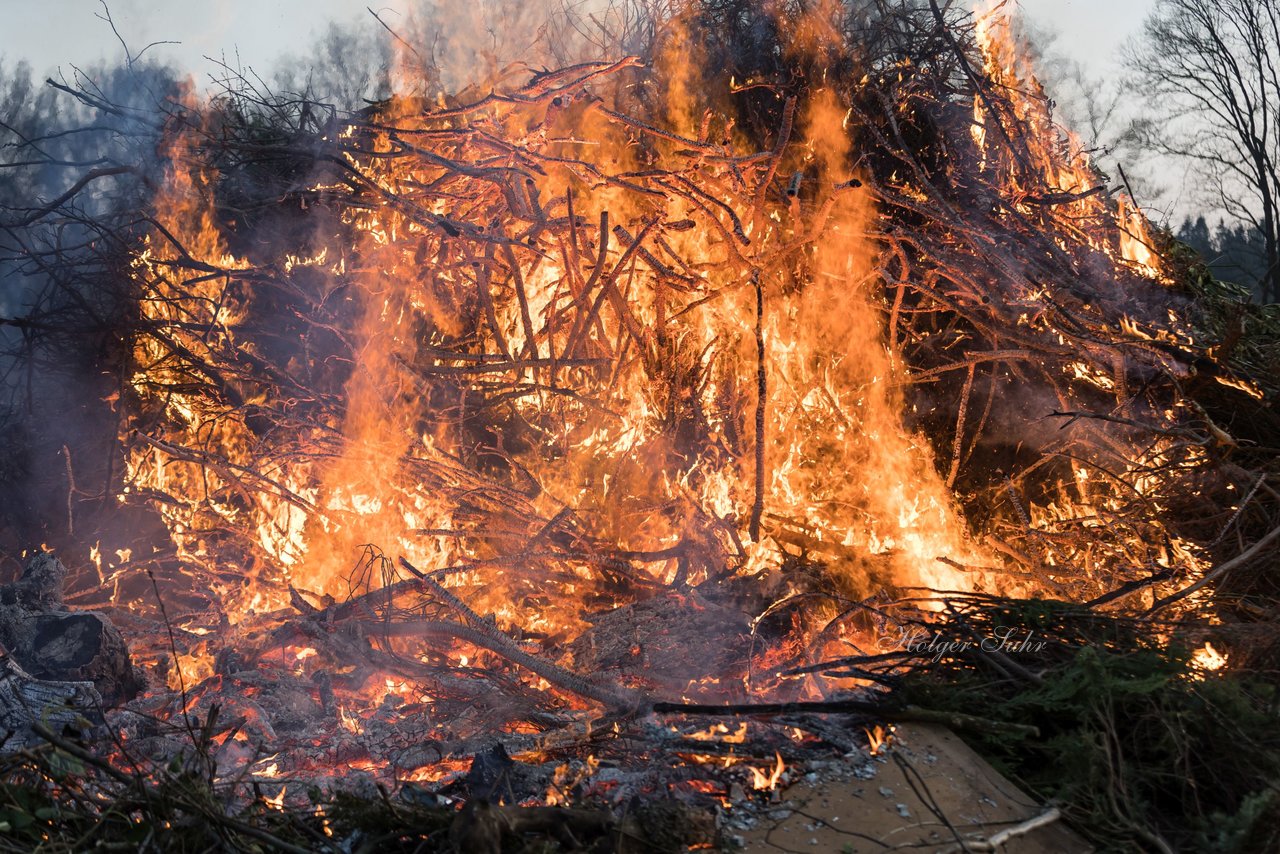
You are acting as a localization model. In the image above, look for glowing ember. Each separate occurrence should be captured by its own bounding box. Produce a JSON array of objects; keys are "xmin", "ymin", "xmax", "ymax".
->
[{"xmin": 1192, "ymin": 642, "xmax": 1228, "ymax": 673}]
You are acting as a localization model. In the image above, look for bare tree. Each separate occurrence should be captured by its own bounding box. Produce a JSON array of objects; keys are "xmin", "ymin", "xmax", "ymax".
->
[
  {"xmin": 1125, "ymin": 0, "xmax": 1280, "ymax": 302},
  {"xmin": 271, "ymin": 19, "xmax": 395, "ymax": 110}
]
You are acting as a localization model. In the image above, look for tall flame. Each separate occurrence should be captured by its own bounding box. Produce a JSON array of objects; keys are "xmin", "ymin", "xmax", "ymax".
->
[{"xmin": 972, "ymin": 2, "xmax": 1164, "ymax": 279}]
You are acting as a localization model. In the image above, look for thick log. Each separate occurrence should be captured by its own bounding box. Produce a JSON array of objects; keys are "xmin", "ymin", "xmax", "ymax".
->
[
  {"xmin": 0, "ymin": 645, "xmax": 101, "ymax": 752},
  {"xmin": 0, "ymin": 553, "xmax": 140, "ymax": 704}
]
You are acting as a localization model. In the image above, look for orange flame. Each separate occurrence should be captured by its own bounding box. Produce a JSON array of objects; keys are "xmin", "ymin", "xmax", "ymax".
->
[{"xmin": 749, "ymin": 751, "xmax": 786, "ymax": 791}]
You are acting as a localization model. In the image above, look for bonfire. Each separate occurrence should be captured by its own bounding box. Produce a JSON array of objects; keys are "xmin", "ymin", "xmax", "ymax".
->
[{"xmin": 0, "ymin": 1, "xmax": 1277, "ymax": 851}]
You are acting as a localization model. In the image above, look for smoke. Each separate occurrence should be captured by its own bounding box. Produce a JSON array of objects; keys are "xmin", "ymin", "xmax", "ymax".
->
[{"xmin": 0, "ymin": 58, "xmax": 186, "ymax": 564}]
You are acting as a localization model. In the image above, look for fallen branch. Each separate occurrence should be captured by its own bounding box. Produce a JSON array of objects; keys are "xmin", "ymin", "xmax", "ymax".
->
[
  {"xmin": 938, "ymin": 807, "xmax": 1063, "ymax": 853},
  {"xmin": 387, "ymin": 557, "xmax": 648, "ymax": 711}
]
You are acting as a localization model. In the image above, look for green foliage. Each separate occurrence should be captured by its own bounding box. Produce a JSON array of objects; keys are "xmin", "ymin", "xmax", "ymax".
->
[
  {"xmin": 899, "ymin": 600, "xmax": 1280, "ymax": 853},
  {"xmin": 1167, "ymin": 224, "xmax": 1280, "ymax": 405}
]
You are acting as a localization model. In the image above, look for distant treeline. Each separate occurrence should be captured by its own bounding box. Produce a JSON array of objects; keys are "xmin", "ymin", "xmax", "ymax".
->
[{"xmin": 1177, "ymin": 217, "xmax": 1273, "ymax": 302}]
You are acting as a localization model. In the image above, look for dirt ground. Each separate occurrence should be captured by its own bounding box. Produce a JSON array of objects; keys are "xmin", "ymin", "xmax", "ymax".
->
[{"xmin": 739, "ymin": 723, "xmax": 1091, "ymax": 853}]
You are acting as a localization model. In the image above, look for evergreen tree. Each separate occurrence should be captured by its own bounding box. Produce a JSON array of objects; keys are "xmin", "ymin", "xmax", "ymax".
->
[{"xmin": 1177, "ymin": 216, "xmax": 1270, "ymax": 300}]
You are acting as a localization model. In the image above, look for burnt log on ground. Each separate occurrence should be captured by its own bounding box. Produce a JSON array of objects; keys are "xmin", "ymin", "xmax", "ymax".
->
[
  {"xmin": 0, "ymin": 647, "xmax": 101, "ymax": 751},
  {"xmin": 0, "ymin": 553, "xmax": 140, "ymax": 706}
]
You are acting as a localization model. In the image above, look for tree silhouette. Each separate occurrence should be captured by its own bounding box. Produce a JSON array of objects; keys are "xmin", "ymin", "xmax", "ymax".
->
[{"xmin": 1126, "ymin": 0, "xmax": 1280, "ymax": 303}]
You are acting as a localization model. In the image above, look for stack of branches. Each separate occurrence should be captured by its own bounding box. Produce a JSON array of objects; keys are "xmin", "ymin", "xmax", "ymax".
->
[
  {"xmin": 864, "ymin": 2, "xmax": 1279, "ymax": 609},
  {"xmin": 0, "ymin": 0, "xmax": 1275, "ymax": 714},
  {"xmin": 687, "ymin": 0, "xmax": 1278, "ymax": 602},
  {"xmin": 3, "ymin": 50, "xmax": 851, "ymax": 724},
  {"xmin": 103, "ymin": 52, "xmax": 798, "ymax": 632}
]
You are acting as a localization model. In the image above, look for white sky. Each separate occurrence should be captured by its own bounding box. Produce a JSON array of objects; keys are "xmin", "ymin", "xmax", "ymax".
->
[
  {"xmin": 1017, "ymin": 0, "xmax": 1153, "ymax": 66},
  {"xmin": 2, "ymin": 1, "xmax": 1154, "ymax": 81}
]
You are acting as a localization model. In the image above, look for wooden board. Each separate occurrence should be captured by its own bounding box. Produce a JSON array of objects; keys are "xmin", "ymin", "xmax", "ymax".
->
[{"xmin": 741, "ymin": 723, "xmax": 1091, "ymax": 853}]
